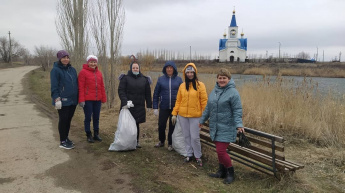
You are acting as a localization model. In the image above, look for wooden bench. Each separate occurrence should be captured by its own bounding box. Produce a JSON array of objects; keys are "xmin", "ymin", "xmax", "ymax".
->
[{"xmin": 200, "ymin": 126, "xmax": 304, "ymax": 179}]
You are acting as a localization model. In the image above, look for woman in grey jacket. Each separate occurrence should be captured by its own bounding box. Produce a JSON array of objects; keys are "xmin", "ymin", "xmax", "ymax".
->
[{"xmin": 199, "ymin": 68, "xmax": 244, "ymax": 184}]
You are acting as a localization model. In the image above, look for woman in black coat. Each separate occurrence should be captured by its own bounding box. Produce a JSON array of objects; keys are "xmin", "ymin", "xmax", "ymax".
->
[{"xmin": 118, "ymin": 62, "xmax": 152, "ymax": 148}]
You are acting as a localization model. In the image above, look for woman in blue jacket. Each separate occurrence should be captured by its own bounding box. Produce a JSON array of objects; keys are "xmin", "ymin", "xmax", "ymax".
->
[
  {"xmin": 199, "ymin": 68, "xmax": 245, "ymax": 184},
  {"xmin": 152, "ymin": 61, "xmax": 182, "ymax": 150},
  {"xmin": 50, "ymin": 50, "xmax": 78, "ymax": 150}
]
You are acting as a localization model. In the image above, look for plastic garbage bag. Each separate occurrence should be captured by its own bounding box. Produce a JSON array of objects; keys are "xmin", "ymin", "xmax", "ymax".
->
[
  {"xmin": 109, "ymin": 109, "xmax": 137, "ymax": 151},
  {"xmin": 172, "ymin": 116, "xmax": 187, "ymax": 156}
]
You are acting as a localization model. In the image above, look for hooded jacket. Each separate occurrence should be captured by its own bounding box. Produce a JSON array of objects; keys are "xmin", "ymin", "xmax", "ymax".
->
[
  {"xmin": 171, "ymin": 63, "xmax": 208, "ymax": 117},
  {"xmin": 153, "ymin": 61, "xmax": 183, "ymax": 110},
  {"xmin": 78, "ymin": 64, "xmax": 107, "ymax": 103},
  {"xmin": 199, "ymin": 79, "xmax": 243, "ymax": 142},
  {"xmin": 50, "ymin": 61, "xmax": 78, "ymax": 106},
  {"xmin": 118, "ymin": 62, "xmax": 152, "ymax": 123}
]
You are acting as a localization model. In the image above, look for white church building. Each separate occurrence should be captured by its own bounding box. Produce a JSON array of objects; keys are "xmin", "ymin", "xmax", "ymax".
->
[{"xmin": 219, "ymin": 9, "xmax": 247, "ymax": 62}]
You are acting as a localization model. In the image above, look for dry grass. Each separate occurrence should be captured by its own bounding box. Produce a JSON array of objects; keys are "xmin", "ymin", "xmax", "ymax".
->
[
  {"xmin": 28, "ymin": 67, "xmax": 345, "ymax": 192},
  {"xmin": 232, "ymin": 75, "xmax": 345, "ymax": 148}
]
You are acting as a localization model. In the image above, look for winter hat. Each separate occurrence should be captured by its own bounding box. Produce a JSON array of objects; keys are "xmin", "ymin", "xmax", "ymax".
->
[
  {"xmin": 57, "ymin": 50, "xmax": 69, "ymax": 61},
  {"xmin": 86, "ymin": 55, "xmax": 98, "ymax": 63},
  {"xmin": 185, "ymin": 66, "xmax": 195, "ymax": 74}
]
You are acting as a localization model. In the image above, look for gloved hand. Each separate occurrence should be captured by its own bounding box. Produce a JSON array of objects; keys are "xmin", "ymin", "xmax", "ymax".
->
[
  {"xmin": 127, "ymin": 100, "xmax": 134, "ymax": 108},
  {"xmin": 171, "ymin": 115, "xmax": 177, "ymax": 125},
  {"xmin": 79, "ymin": 102, "xmax": 85, "ymax": 108},
  {"xmin": 153, "ymin": 109, "xmax": 159, "ymax": 116},
  {"xmin": 147, "ymin": 108, "xmax": 152, "ymax": 113},
  {"xmin": 55, "ymin": 100, "xmax": 62, "ymax": 110}
]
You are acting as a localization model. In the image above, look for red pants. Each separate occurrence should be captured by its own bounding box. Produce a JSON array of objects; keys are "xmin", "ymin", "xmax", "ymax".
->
[{"xmin": 215, "ymin": 141, "xmax": 232, "ymax": 168}]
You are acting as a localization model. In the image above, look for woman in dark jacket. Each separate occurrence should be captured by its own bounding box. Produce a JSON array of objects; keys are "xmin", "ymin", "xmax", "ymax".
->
[
  {"xmin": 78, "ymin": 55, "xmax": 107, "ymax": 143},
  {"xmin": 50, "ymin": 50, "xmax": 78, "ymax": 150},
  {"xmin": 152, "ymin": 61, "xmax": 182, "ymax": 150},
  {"xmin": 118, "ymin": 62, "xmax": 152, "ymax": 148}
]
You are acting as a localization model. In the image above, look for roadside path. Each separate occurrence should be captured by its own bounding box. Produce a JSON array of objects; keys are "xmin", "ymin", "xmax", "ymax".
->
[{"xmin": 0, "ymin": 66, "xmax": 133, "ymax": 193}]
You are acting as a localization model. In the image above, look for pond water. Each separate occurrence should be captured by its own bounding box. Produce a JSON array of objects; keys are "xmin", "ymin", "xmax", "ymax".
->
[{"xmin": 143, "ymin": 72, "xmax": 345, "ymax": 99}]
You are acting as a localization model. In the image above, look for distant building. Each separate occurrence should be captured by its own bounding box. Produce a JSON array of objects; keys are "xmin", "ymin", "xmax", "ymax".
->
[{"xmin": 219, "ymin": 9, "xmax": 247, "ymax": 62}]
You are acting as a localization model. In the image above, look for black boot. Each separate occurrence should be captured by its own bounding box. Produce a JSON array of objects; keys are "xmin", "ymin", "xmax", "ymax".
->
[
  {"xmin": 209, "ymin": 164, "xmax": 226, "ymax": 178},
  {"xmin": 93, "ymin": 130, "xmax": 102, "ymax": 142},
  {"xmin": 223, "ymin": 167, "xmax": 235, "ymax": 184},
  {"xmin": 86, "ymin": 132, "xmax": 94, "ymax": 143}
]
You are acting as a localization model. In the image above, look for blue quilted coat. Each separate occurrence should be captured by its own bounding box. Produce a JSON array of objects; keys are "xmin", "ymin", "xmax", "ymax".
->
[
  {"xmin": 153, "ymin": 61, "xmax": 183, "ymax": 110},
  {"xmin": 199, "ymin": 79, "xmax": 243, "ymax": 143}
]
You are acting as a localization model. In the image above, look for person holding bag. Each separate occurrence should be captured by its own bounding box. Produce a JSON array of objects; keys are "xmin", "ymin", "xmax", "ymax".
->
[
  {"xmin": 171, "ymin": 63, "xmax": 208, "ymax": 166},
  {"xmin": 199, "ymin": 68, "xmax": 245, "ymax": 184},
  {"xmin": 78, "ymin": 55, "xmax": 107, "ymax": 143},
  {"xmin": 50, "ymin": 50, "xmax": 78, "ymax": 149},
  {"xmin": 152, "ymin": 61, "xmax": 182, "ymax": 151},
  {"xmin": 118, "ymin": 61, "xmax": 152, "ymax": 148}
]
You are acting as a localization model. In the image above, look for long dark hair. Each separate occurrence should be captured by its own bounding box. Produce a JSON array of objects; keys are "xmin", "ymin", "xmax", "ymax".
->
[{"xmin": 185, "ymin": 72, "xmax": 198, "ymax": 91}]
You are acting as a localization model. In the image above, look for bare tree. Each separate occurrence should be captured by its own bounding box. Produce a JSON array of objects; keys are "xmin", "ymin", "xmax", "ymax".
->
[
  {"xmin": 0, "ymin": 36, "xmax": 26, "ymax": 63},
  {"xmin": 89, "ymin": 0, "xmax": 125, "ymax": 108},
  {"xmin": 34, "ymin": 46, "xmax": 57, "ymax": 71},
  {"xmin": 56, "ymin": 0, "xmax": 89, "ymax": 70},
  {"xmin": 296, "ymin": 51, "xmax": 310, "ymax": 60}
]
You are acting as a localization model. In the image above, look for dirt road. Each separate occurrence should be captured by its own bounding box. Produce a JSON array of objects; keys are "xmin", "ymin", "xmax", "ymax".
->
[{"xmin": 0, "ymin": 66, "xmax": 133, "ymax": 193}]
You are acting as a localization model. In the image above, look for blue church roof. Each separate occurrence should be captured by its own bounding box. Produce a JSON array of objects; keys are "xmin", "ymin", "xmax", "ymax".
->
[
  {"xmin": 230, "ymin": 15, "xmax": 237, "ymax": 27},
  {"xmin": 239, "ymin": 38, "xmax": 247, "ymax": 51},
  {"xmin": 219, "ymin": 39, "xmax": 227, "ymax": 51}
]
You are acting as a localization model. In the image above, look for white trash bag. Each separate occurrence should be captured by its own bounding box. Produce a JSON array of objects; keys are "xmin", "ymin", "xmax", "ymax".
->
[
  {"xmin": 172, "ymin": 116, "xmax": 187, "ymax": 156},
  {"xmin": 109, "ymin": 109, "xmax": 137, "ymax": 151}
]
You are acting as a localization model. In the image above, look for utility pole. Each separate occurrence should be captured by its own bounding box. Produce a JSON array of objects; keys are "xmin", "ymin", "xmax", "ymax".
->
[
  {"xmin": 278, "ymin": 42, "xmax": 281, "ymax": 59},
  {"xmin": 189, "ymin": 46, "xmax": 191, "ymax": 62},
  {"xmin": 316, "ymin": 46, "xmax": 318, "ymax": 62},
  {"xmin": 8, "ymin": 31, "xmax": 12, "ymax": 64},
  {"xmin": 340, "ymin": 51, "xmax": 342, "ymax": 62},
  {"xmin": 323, "ymin": 50, "xmax": 324, "ymax": 62}
]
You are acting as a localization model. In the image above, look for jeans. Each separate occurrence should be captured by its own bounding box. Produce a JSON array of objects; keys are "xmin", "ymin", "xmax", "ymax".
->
[
  {"xmin": 215, "ymin": 141, "xmax": 232, "ymax": 168},
  {"xmin": 58, "ymin": 105, "xmax": 77, "ymax": 142},
  {"xmin": 83, "ymin": 100, "xmax": 102, "ymax": 134},
  {"xmin": 158, "ymin": 109, "xmax": 174, "ymax": 145}
]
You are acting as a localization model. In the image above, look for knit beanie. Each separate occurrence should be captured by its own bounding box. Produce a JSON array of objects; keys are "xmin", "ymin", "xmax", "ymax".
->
[
  {"xmin": 57, "ymin": 50, "xmax": 69, "ymax": 61},
  {"xmin": 185, "ymin": 66, "xmax": 195, "ymax": 74},
  {"xmin": 86, "ymin": 55, "xmax": 98, "ymax": 63}
]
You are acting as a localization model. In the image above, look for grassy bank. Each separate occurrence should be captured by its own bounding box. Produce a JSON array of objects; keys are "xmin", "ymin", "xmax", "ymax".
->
[
  {"xmin": 145, "ymin": 62, "xmax": 345, "ymax": 78},
  {"xmin": 28, "ymin": 67, "xmax": 345, "ymax": 192}
]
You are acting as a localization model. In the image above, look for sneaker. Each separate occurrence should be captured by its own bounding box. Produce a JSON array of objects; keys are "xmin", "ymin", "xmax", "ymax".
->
[
  {"xmin": 154, "ymin": 141, "xmax": 164, "ymax": 148},
  {"xmin": 59, "ymin": 141, "xmax": 74, "ymax": 150},
  {"xmin": 184, "ymin": 156, "xmax": 192, "ymax": 163},
  {"xmin": 196, "ymin": 158, "xmax": 203, "ymax": 167},
  {"xmin": 66, "ymin": 137, "xmax": 74, "ymax": 145},
  {"xmin": 168, "ymin": 145, "xmax": 174, "ymax": 151}
]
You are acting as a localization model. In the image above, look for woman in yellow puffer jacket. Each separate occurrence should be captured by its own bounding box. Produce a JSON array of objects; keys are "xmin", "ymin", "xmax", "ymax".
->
[{"xmin": 171, "ymin": 63, "xmax": 208, "ymax": 166}]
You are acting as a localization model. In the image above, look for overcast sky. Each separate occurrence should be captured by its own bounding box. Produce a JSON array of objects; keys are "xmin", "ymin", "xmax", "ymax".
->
[{"xmin": 1, "ymin": 0, "xmax": 344, "ymax": 62}]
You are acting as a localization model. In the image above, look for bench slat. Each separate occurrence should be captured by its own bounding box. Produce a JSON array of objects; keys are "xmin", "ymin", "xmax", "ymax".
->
[{"xmin": 244, "ymin": 135, "xmax": 284, "ymax": 152}]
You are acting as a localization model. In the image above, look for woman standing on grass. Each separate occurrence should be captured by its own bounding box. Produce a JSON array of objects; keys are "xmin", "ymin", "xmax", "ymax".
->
[
  {"xmin": 118, "ymin": 61, "xmax": 152, "ymax": 148},
  {"xmin": 78, "ymin": 55, "xmax": 107, "ymax": 143},
  {"xmin": 171, "ymin": 63, "xmax": 208, "ymax": 166},
  {"xmin": 152, "ymin": 61, "xmax": 183, "ymax": 151},
  {"xmin": 50, "ymin": 50, "xmax": 78, "ymax": 150},
  {"xmin": 199, "ymin": 68, "xmax": 244, "ymax": 184}
]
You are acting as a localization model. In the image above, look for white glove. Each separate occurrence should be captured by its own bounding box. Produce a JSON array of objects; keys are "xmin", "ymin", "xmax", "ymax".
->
[
  {"xmin": 79, "ymin": 102, "xmax": 85, "ymax": 108},
  {"xmin": 55, "ymin": 100, "xmax": 62, "ymax": 110},
  {"xmin": 127, "ymin": 100, "xmax": 134, "ymax": 108},
  {"xmin": 171, "ymin": 115, "xmax": 177, "ymax": 125},
  {"xmin": 147, "ymin": 108, "xmax": 152, "ymax": 113},
  {"xmin": 153, "ymin": 109, "xmax": 159, "ymax": 116}
]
